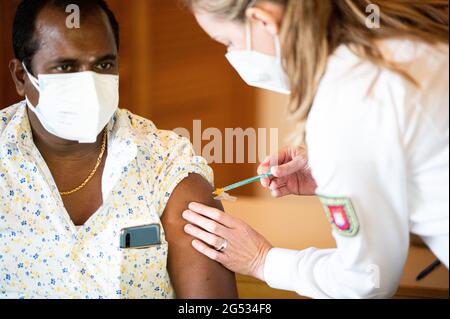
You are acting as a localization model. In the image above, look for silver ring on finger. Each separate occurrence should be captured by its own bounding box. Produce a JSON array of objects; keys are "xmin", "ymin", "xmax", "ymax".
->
[{"xmin": 216, "ymin": 239, "xmax": 228, "ymax": 252}]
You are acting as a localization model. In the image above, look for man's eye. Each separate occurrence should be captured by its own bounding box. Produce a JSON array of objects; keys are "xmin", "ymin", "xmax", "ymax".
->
[
  {"xmin": 55, "ymin": 64, "xmax": 73, "ymax": 72},
  {"xmin": 96, "ymin": 62, "xmax": 114, "ymax": 71}
]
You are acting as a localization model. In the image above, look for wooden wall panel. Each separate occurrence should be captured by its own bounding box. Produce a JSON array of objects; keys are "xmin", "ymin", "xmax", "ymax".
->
[
  {"xmin": 148, "ymin": 0, "xmax": 259, "ymax": 194},
  {"xmin": 0, "ymin": 0, "xmax": 21, "ymax": 108}
]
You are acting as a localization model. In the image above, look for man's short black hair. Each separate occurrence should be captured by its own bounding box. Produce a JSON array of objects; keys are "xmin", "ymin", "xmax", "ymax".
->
[{"xmin": 13, "ymin": 0, "xmax": 120, "ymax": 74}]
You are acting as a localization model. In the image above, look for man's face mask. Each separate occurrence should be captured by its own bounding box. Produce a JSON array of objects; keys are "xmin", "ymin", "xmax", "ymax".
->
[
  {"xmin": 225, "ymin": 21, "xmax": 291, "ymax": 95},
  {"xmin": 23, "ymin": 63, "xmax": 119, "ymax": 143}
]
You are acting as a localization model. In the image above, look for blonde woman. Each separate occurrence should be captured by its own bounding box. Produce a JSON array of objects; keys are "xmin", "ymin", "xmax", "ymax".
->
[{"xmin": 180, "ymin": 0, "xmax": 449, "ymax": 299}]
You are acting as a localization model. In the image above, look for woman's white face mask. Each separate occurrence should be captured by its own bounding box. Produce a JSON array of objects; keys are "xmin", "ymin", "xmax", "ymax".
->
[
  {"xmin": 225, "ymin": 21, "xmax": 291, "ymax": 95},
  {"xmin": 23, "ymin": 64, "xmax": 119, "ymax": 144}
]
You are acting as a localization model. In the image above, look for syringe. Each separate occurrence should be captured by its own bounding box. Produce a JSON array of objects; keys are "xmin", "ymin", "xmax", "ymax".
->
[{"xmin": 213, "ymin": 172, "xmax": 273, "ymax": 197}]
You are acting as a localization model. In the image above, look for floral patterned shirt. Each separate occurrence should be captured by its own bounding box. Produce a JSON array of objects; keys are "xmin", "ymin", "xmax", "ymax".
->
[{"xmin": 0, "ymin": 101, "xmax": 213, "ymax": 299}]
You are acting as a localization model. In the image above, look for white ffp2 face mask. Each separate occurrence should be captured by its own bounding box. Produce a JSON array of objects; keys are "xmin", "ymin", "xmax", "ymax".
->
[
  {"xmin": 225, "ymin": 21, "xmax": 291, "ymax": 95},
  {"xmin": 23, "ymin": 64, "xmax": 119, "ymax": 143}
]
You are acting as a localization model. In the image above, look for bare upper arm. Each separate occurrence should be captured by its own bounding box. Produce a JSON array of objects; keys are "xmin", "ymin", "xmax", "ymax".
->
[{"xmin": 161, "ymin": 173, "xmax": 238, "ymax": 299}]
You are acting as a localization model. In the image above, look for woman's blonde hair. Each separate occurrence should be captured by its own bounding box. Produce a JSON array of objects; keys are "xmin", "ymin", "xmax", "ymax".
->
[{"xmin": 182, "ymin": 0, "xmax": 449, "ymax": 144}]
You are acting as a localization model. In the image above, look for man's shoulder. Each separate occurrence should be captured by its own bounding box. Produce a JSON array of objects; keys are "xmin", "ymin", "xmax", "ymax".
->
[
  {"xmin": 116, "ymin": 108, "xmax": 193, "ymax": 153},
  {"xmin": 0, "ymin": 102, "xmax": 24, "ymax": 135}
]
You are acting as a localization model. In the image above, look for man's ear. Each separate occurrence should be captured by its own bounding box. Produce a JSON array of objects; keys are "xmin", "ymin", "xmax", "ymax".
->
[
  {"xmin": 245, "ymin": 2, "xmax": 284, "ymax": 36},
  {"xmin": 9, "ymin": 59, "xmax": 26, "ymax": 97}
]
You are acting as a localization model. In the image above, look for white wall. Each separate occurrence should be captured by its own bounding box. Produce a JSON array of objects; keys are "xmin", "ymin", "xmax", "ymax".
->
[
  {"xmin": 256, "ymin": 89, "xmax": 295, "ymax": 146},
  {"xmin": 255, "ymin": 89, "xmax": 297, "ymax": 197}
]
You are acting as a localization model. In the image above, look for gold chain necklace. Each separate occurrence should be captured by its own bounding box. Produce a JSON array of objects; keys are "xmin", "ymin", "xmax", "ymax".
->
[{"xmin": 59, "ymin": 130, "xmax": 107, "ymax": 197}]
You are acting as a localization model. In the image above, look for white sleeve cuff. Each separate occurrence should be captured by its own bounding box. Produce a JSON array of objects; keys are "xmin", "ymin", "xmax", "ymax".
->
[{"xmin": 263, "ymin": 247, "xmax": 302, "ymax": 293}]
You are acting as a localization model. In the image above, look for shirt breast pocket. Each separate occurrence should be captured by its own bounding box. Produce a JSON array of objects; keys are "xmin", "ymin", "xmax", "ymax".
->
[{"xmin": 119, "ymin": 242, "xmax": 173, "ymax": 299}]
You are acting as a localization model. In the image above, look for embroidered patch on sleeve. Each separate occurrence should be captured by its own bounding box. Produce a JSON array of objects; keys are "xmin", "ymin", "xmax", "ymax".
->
[{"xmin": 319, "ymin": 196, "xmax": 360, "ymax": 237}]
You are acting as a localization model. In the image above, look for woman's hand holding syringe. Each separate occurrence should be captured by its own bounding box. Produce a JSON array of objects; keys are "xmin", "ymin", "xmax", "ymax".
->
[
  {"xmin": 213, "ymin": 147, "xmax": 317, "ymax": 200},
  {"xmin": 257, "ymin": 147, "xmax": 317, "ymax": 198}
]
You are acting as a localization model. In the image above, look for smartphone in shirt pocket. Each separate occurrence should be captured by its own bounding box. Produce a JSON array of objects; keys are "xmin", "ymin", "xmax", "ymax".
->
[
  {"xmin": 118, "ymin": 224, "xmax": 173, "ymax": 298},
  {"xmin": 120, "ymin": 224, "xmax": 161, "ymax": 249}
]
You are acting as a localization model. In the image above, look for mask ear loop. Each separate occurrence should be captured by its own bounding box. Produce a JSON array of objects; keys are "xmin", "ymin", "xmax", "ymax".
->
[
  {"xmin": 22, "ymin": 62, "xmax": 40, "ymax": 92},
  {"xmin": 246, "ymin": 16, "xmax": 282, "ymax": 62},
  {"xmin": 246, "ymin": 20, "xmax": 253, "ymax": 51},
  {"xmin": 274, "ymin": 35, "xmax": 282, "ymax": 59},
  {"xmin": 21, "ymin": 62, "xmax": 40, "ymax": 110}
]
